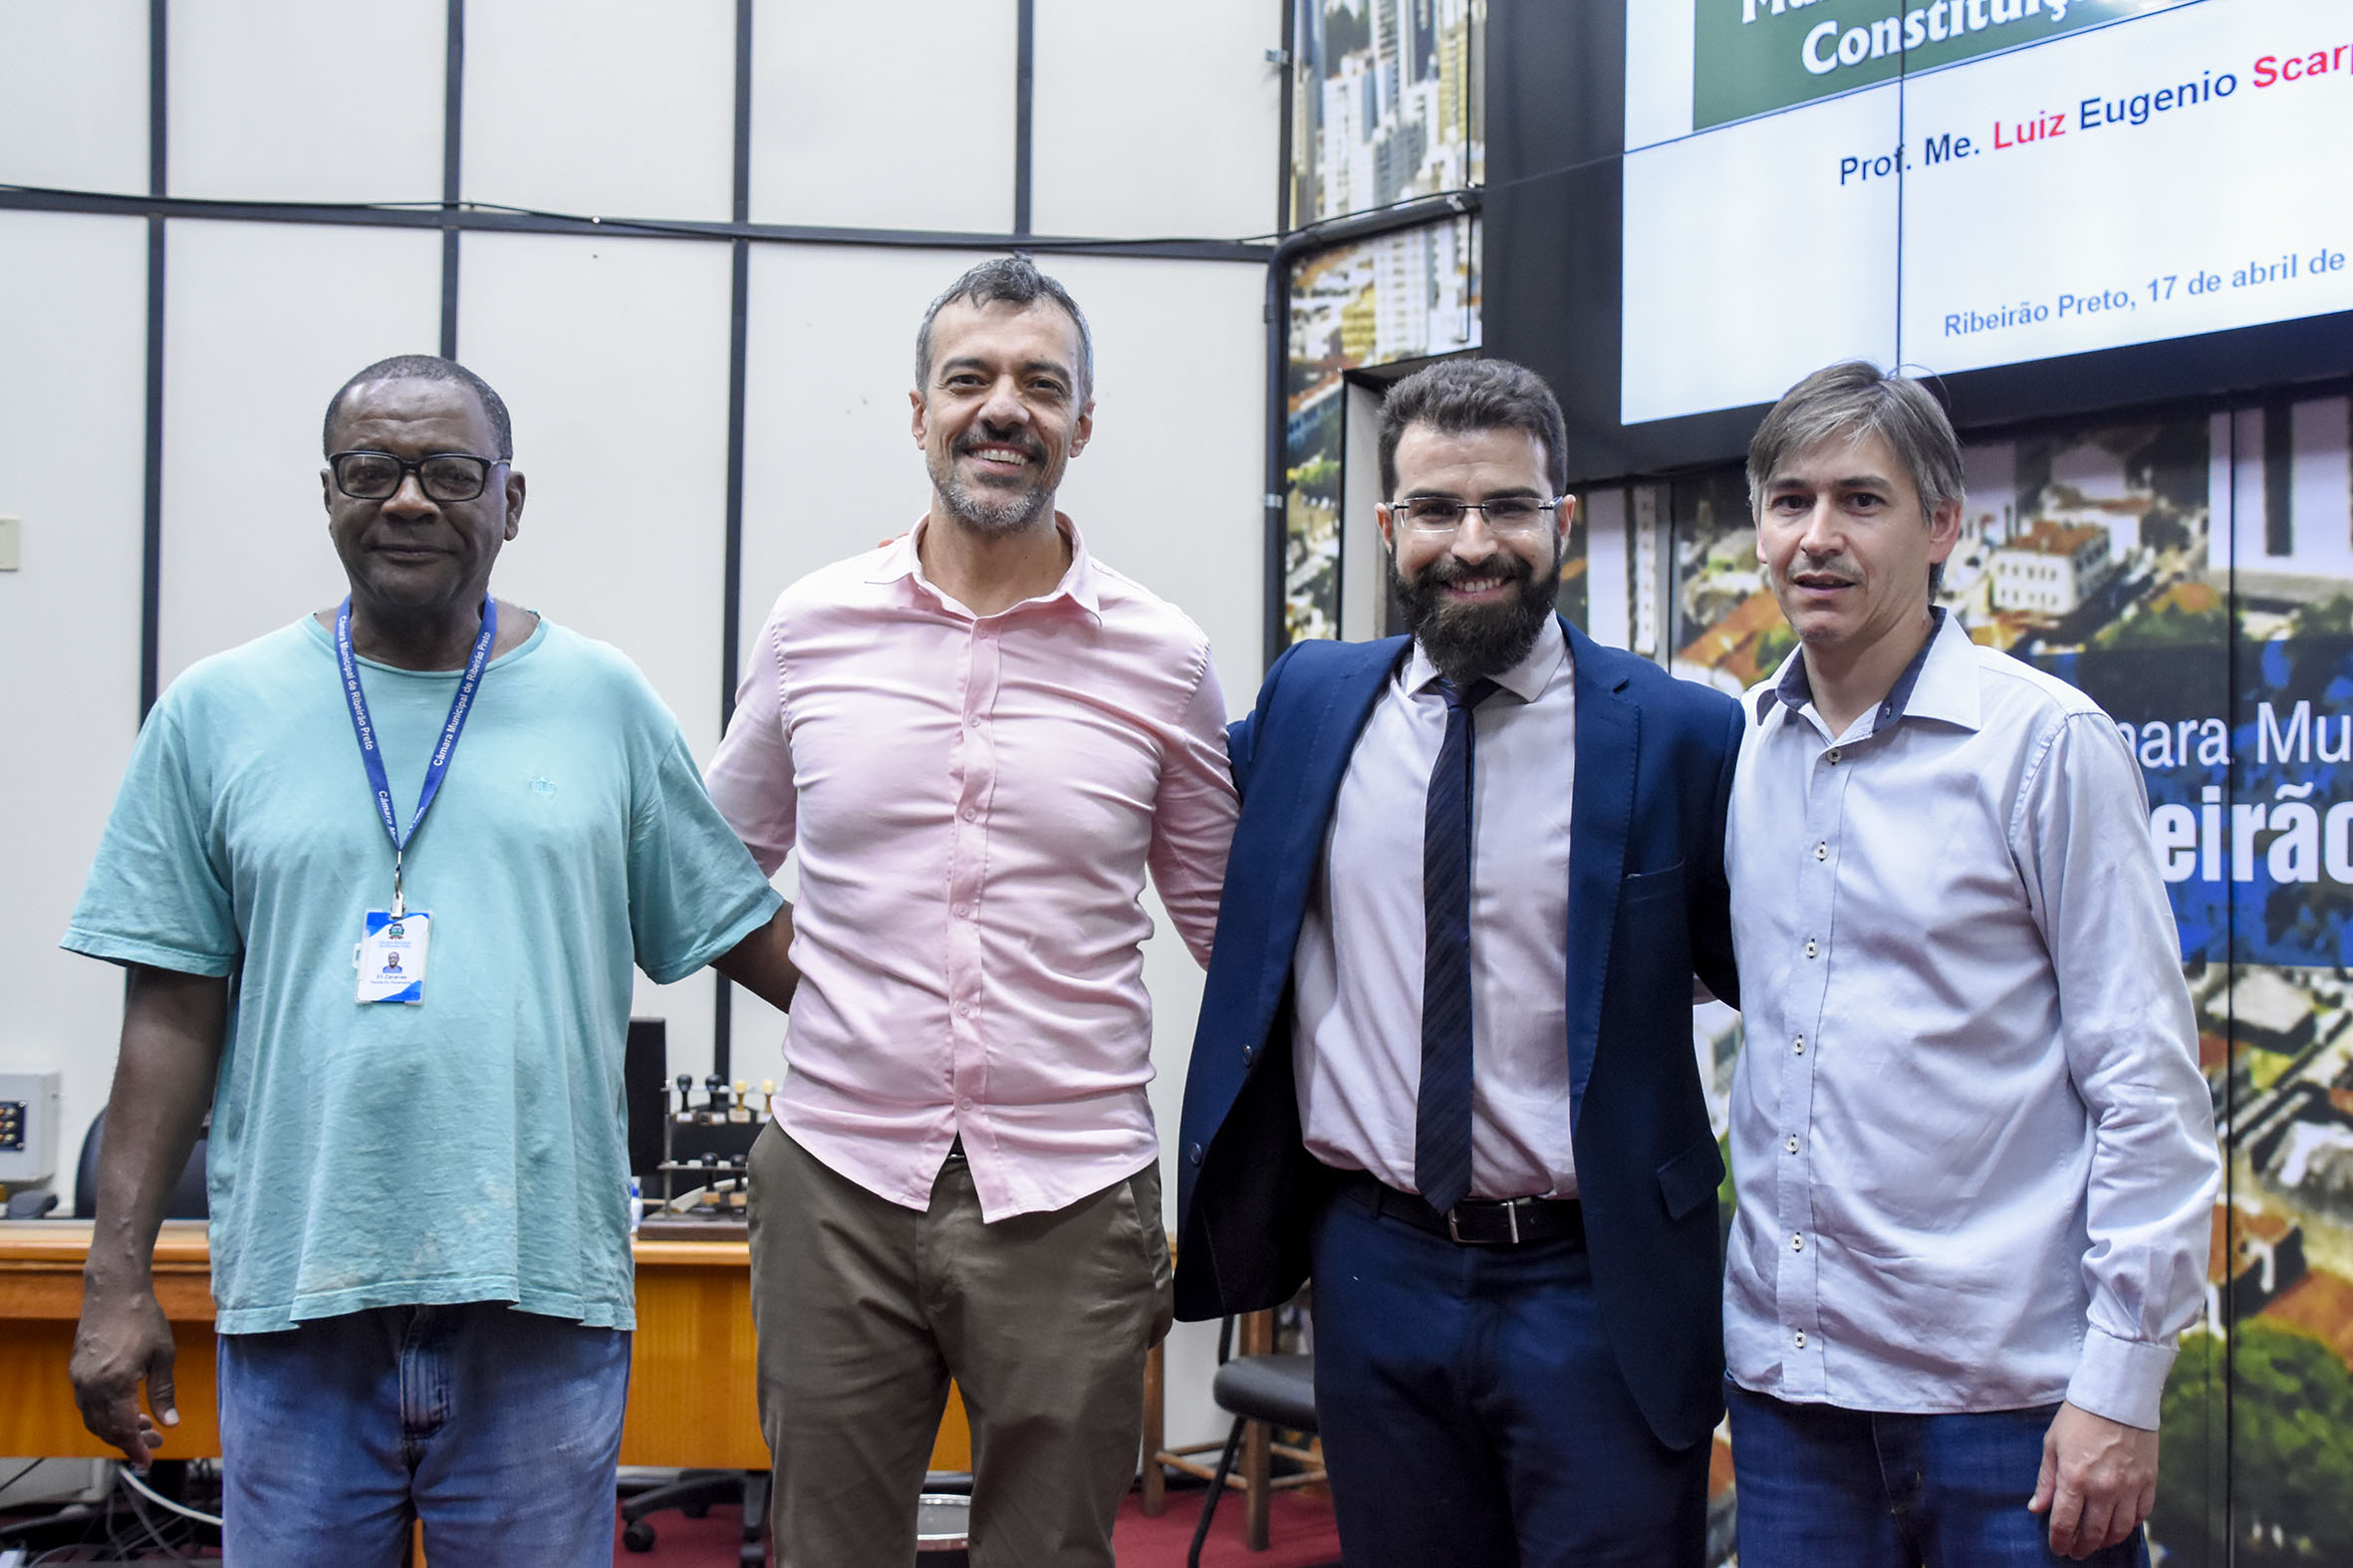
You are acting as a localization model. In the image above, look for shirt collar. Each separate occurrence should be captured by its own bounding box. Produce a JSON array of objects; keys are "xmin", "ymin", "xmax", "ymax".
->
[
  {"xmin": 863, "ymin": 513, "xmax": 1103, "ymax": 622},
  {"xmin": 1754, "ymin": 607, "xmax": 1979, "ymax": 735},
  {"xmin": 1403, "ymin": 614, "xmax": 1567, "ymax": 705}
]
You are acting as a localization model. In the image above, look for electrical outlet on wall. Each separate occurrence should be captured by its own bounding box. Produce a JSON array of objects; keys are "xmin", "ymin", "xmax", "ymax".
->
[{"xmin": 0, "ymin": 1071, "xmax": 63, "ymax": 1183}]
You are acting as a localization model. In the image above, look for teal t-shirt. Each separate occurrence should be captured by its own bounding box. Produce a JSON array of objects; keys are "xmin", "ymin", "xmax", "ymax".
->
[{"xmin": 64, "ymin": 614, "xmax": 781, "ymax": 1333}]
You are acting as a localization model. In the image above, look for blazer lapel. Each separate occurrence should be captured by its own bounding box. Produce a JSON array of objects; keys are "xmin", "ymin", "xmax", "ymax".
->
[{"xmin": 1563, "ymin": 620, "xmax": 1636, "ymax": 1136}]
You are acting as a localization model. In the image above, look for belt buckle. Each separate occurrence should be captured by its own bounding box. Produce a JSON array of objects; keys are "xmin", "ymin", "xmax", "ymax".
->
[{"xmin": 1444, "ymin": 1198, "xmax": 1522, "ymax": 1245}]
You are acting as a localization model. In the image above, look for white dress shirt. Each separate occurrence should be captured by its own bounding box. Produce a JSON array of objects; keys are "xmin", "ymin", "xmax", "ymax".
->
[
  {"xmin": 1293, "ymin": 619, "xmax": 1579, "ymax": 1200},
  {"xmin": 1725, "ymin": 610, "xmax": 2220, "ymax": 1429}
]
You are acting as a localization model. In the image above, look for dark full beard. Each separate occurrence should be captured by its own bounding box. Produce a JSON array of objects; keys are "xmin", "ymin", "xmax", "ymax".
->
[
  {"xmin": 926, "ymin": 443, "xmax": 1054, "ymax": 535},
  {"xmin": 1390, "ymin": 538, "xmax": 1562, "ymax": 684}
]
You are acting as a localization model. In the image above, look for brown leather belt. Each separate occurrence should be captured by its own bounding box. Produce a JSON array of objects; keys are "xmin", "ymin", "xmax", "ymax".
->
[{"xmin": 1332, "ymin": 1167, "xmax": 1585, "ymax": 1247}]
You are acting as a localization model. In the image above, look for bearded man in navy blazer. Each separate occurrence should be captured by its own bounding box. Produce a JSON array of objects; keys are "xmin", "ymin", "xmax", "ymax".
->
[{"xmin": 1175, "ymin": 358, "xmax": 1741, "ymax": 1566}]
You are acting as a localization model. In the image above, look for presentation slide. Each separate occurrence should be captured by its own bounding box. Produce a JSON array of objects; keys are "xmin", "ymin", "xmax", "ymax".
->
[{"xmin": 1621, "ymin": 0, "xmax": 2353, "ymax": 426}]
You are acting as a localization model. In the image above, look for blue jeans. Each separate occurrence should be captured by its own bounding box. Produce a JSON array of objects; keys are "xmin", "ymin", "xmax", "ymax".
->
[
  {"xmin": 1726, "ymin": 1382, "xmax": 2150, "ymax": 1568},
  {"xmin": 1309, "ymin": 1187, "xmax": 1707, "ymax": 1567},
  {"xmin": 217, "ymin": 1302, "xmax": 631, "ymax": 1568}
]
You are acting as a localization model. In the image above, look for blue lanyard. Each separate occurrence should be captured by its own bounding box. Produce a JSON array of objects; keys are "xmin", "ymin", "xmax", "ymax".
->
[{"xmin": 335, "ymin": 596, "xmax": 497, "ymax": 917}]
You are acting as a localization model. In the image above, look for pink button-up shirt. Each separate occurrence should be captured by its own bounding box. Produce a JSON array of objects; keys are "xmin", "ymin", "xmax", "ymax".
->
[{"xmin": 706, "ymin": 518, "xmax": 1237, "ymax": 1219}]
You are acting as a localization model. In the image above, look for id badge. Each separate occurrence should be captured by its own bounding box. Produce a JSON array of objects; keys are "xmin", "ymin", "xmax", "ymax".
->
[{"xmin": 355, "ymin": 910, "xmax": 431, "ymax": 1004}]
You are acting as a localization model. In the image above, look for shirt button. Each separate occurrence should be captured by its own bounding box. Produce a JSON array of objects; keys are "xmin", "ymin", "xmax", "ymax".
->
[
  {"xmin": 1786, "ymin": 1135, "xmax": 1800, "ymax": 1154},
  {"xmin": 1814, "ymin": 842, "xmax": 1827, "ymax": 861},
  {"xmin": 1794, "ymin": 1330, "xmax": 1808, "ymax": 1349},
  {"xmin": 1804, "ymin": 938, "xmax": 1818, "ymax": 958},
  {"xmin": 1791, "ymin": 1233, "xmax": 1805, "ymax": 1252},
  {"xmin": 959, "ymin": 1097, "xmax": 975, "ymax": 1111},
  {"xmin": 961, "ymin": 807, "xmax": 977, "ymax": 822},
  {"xmin": 952, "ymin": 904, "xmax": 971, "ymax": 919},
  {"xmin": 1187, "ymin": 1143, "xmax": 1203, "ymax": 1166},
  {"xmin": 955, "ymin": 999, "xmax": 973, "ymax": 1016},
  {"xmin": 1826, "ymin": 747, "xmax": 1842, "ymax": 764},
  {"xmin": 1241, "ymin": 1044, "xmax": 1256, "ymax": 1067},
  {"xmin": 1793, "ymin": 1035, "xmax": 1806, "ymax": 1054}
]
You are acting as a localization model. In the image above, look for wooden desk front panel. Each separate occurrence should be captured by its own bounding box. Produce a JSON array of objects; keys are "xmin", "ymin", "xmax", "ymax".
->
[
  {"xmin": 0, "ymin": 1221, "xmax": 219, "ymax": 1460},
  {"xmin": 0, "ymin": 1224, "xmax": 970, "ymax": 1473}
]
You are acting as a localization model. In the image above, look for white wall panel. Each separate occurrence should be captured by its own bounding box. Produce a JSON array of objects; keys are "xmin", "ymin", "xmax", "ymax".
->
[
  {"xmin": 0, "ymin": 212, "xmax": 153, "ymax": 1206},
  {"xmin": 457, "ymin": 229, "xmax": 736, "ymax": 1080},
  {"xmin": 168, "ymin": 0, "xmax": 444, "ymax": 203},
  {"xmin": 157, "ymin": 220, "xmax": 441, "ymax": 687},
  {"xmin": 1030, "ymin": 0, "xmax": 1280, "ymax": 241},
  {"xmin": 463, "ymin": 0, "xmax": 734, "ymax": 222},
  {"xmin": 748, "ymin": 0, "xmax": 1016, "ymax": 235},
  {"xmin": 1042, "ymin": 255, "xmax": 1265, "ymax": 716},
  {"xmin": 736, "ymin": 242, "xmax": 969, "ymax": 652},
  {"xmin": 0, "ymin": 0, "xmax": 149, "ymax": 194},
  {"xmin": 1583, "ymin": 487, "xmax": 1631, "ymax": 650},
  {"xmin": 1341, "ymin": 380, "xmax": 1385, "ymax": 641}
]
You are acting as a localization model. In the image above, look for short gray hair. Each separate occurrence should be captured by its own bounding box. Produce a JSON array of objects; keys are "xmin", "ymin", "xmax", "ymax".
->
[
  {"xmin": 1748, "ymin": 362, "xmax": 1962, "ymax": 596},
  {"xmin": 915, "ymin": 255, "xmax": 1093, "ymax": 401}
]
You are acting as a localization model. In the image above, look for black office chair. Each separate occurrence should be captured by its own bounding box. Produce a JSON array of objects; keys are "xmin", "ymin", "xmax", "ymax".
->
[
  {"xmin": 619, "ymin": 1470, "xmax": 767, "ymax": 1564},
  {"xmin": 73, "ymin": 1109, "xmax": 209, "ymax": 1219},
  {"xmin": 1185, "ymin": 1318, "xmax": 1331, "ymax": 1568},
  {"xmin": 620, "ymin": 1467, "xmax": 972, "ymax": 1564}
]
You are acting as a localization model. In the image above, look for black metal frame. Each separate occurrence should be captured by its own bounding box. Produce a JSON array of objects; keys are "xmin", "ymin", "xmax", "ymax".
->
[
  {"xmin": 326, "ymin": 450, "xmax": 504, "ymax": 502},
  {"xmin": 439, "ymin": 0, "xmax": 464, "ymax": 358}
]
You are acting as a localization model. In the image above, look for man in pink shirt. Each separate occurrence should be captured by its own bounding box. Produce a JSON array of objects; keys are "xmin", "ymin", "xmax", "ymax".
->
[{"xmin": 705, "ymin": 256, "xmax": 1237, "ymax": 1567}]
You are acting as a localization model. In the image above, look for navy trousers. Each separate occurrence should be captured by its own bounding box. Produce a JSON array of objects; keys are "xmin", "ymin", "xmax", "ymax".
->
[{"xmin": 1308, "ymin": 1186, "xmax": 1708, "ymax": 1568}]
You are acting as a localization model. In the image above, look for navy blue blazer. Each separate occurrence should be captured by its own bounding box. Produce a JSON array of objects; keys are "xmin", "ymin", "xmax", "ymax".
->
[{"xmin": 1172, "ymin": 618, "xmax": 1742, "ymax": 1452}]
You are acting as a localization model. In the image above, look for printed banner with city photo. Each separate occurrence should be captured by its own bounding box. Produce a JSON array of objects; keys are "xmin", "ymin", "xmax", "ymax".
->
[
  {"xmin": 1281, "ymin": 0, "xmax": 1486, "ymax": 647},
  {"xmin": 1291, "ymin": 0, "xmax": 1483, "ymax": 227},
  {"xmin": 1282, "ymin": 222, "xmax": 1483, "ymax": 643},
  {"xmin": 1661, "ymin": 392, "xmax": 2353, "ymax": 1563}
]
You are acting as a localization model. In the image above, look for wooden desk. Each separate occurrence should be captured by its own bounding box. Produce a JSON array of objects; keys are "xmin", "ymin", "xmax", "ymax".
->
[{"xmin": 0, "ymin": 1220, "xmax": 969, "ymax": 1472}]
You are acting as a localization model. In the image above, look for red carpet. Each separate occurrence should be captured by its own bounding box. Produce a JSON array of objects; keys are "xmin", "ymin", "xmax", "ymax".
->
[{"xmin": 607, "ymin": 1485, "xmax": 1344, "ymax": 1565}]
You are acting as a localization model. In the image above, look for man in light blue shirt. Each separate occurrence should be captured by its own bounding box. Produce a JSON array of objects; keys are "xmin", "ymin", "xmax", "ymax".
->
[
  {"xmin": 1723, "ymin": 362, "xmax": 2220, "ymax": 1567},
  {"xmin": 62, "ymin": 355, "xmax": 800, "ymax": 1567}
]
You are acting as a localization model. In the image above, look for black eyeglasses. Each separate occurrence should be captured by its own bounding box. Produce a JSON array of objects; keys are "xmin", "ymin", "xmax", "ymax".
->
[
  {"xmin": 330, "ymin": 450, "xmax": 504, "ymax": 503},
  {"xmin": 1386, "ymin": 495, "xmax": 1563, "ymax": 536}
]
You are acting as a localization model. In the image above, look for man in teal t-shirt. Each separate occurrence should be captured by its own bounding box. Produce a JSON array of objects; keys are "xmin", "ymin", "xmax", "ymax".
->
[{"xmin": 62, "ymin": 355, "xmax": 802, "ymax": 1568}]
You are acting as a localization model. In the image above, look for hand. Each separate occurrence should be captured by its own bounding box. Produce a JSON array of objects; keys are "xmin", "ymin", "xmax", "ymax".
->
[
  {"xmin": 70, "ymin": 1285, "xmax": 180, "ymax": 1468},
  {"xmin": 2028, "ymin": 1400, "xmax": 2158, "ymax": 1559}
]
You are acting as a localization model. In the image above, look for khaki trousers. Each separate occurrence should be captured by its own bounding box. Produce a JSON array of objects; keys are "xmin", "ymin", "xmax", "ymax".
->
[{"xmin": 746, "ymin": 1123, "xmax": 1173, "ymax": 1568}]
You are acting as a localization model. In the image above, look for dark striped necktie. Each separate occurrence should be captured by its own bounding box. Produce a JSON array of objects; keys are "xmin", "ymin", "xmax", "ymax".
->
[{"xmin": 1417, "ymin": 675, "xmax": 1499, "ymax": 1215}]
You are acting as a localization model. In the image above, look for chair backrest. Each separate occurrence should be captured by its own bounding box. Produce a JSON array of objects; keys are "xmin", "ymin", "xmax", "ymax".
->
[{"xmin": 72, "ymin": 1109, "xmax": 209, "ymax": 1220}]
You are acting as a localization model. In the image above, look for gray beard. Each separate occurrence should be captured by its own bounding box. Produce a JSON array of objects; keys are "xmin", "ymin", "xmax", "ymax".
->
[
  {"xmin": 1390, "ymin": 536, "xmax": 1562, "ymax": 685},
  {"xmin": 928, "ymin": 450, "xmax": 1053, "ymax": 535}
]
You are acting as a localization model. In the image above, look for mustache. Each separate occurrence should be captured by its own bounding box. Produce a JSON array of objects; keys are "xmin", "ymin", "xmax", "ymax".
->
[
  {"xmin": 1418, "ymin": 551, "xmax": 1537, "ymax": 589},
  {"xmin": 956, "ymin": 429, "xmax": 1044, "ymax": 462},
  {"xmin": 1784, "ymin": 557, "xmax": 1860, "ymax": 586}
]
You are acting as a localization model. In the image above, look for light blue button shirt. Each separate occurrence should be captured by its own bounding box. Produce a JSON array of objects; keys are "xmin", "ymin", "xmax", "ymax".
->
[{"xmin": 1725, "ymin": 610, "xmax": 2220, "ymax": 1429}]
